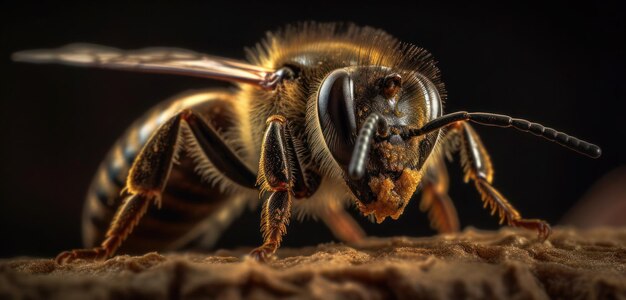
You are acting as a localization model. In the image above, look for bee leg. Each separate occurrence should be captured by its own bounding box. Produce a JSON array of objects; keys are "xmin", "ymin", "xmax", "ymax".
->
[
  {"xmin": 282, "ymin": 122, "xmax": 364, "ymax": 244},
  {"xmin": 249, "ymin": 191, "xmax": 292, "ymax": 262},
  {"xmin": 453, "ymin": 122, "xmax": 552, "ymax": 241},
  {"xmin": 249, "ymin": 115, "xmax": 294, "ymax": 262},
  {"xmin": 57, "ymin": 110, "xmax": 256, "ymax": 264},
  {"xmin": 56, "ymin": 194, "xmax": 153, "ymax": 264},
  {"xmin": 318, "ymin": 206, "xmax": 365, "ymax": 243},
  {"xmin": 420, "ymin": 157, "xmax": 460, "ymax": 234},
  {"xmin": 56, "ymin": 114, "xmax": 185, "ymax": 264}
]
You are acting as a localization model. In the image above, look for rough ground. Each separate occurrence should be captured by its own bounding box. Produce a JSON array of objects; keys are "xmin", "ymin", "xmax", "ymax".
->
[{"xmin": 1, "ymin": 227, "xmax": 625, "ymax": 299}]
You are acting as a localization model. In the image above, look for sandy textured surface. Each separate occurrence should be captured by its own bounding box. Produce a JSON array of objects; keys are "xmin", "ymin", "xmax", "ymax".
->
[{"xmin": 1, "ymin": 227, "xmax": 625, "ymax": 299}]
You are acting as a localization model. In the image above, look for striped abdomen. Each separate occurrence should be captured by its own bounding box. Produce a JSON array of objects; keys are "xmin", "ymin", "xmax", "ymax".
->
[{"xmin": 83, "ymin": 89, "xmax": 256, "ymax": 253}]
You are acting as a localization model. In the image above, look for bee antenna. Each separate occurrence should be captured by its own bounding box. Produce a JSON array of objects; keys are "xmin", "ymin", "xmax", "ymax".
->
[
  {"xmin": 403, "ymin": 111, "xmax": 601, "ymax": 158},
  {"xmin": 349, "ymin": 113, "xmax": 389, "ymax": 179}
]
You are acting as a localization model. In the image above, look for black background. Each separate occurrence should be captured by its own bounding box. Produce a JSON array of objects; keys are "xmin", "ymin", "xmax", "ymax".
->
[{"xmin": 1, "ymin": 1, "xmax": 624, "ymax": 258}]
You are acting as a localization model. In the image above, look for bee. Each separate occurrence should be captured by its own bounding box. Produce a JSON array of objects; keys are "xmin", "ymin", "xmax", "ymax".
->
[{"xmin": 13, "ymin": 23, "xmax": 601, "ymax": 263}]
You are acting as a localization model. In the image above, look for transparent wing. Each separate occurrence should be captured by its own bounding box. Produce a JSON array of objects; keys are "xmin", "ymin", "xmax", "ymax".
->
[{"xmin": 12, "ymin": 43, "xmax": 276, "ymax": 88}]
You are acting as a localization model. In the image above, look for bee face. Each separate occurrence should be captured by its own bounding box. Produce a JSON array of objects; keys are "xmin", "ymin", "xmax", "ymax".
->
[{"xmin": 317, "ymin": 66, "xmax": 443, "ymax": 223}]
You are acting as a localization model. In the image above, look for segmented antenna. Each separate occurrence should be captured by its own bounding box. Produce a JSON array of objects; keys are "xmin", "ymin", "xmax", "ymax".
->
[
  {"xmin": 403, "ymin": 111, "xmax": 601, "ymax": 158},
  {"xmin": 349, "ymin": 113, "xmax": 389, "ymax": 179}
]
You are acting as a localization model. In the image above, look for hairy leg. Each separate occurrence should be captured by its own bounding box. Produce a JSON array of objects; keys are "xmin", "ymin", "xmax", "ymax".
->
[{"xmin": 451, "ymin": 122, "xmax": 551, "ymax": 240}]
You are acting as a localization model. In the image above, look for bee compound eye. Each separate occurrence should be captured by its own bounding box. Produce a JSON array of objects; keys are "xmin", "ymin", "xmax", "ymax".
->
[{"xmin": 317, "ymin": 69, "xmax": 357, "ymax": 166}]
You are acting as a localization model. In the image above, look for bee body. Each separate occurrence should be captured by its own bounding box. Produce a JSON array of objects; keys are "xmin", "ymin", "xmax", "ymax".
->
[
  {"xmin": 84, "ymin": 25, "xmax": 429, "ymax": 251},
  {"xmin": 13, "ymin": 23, "xmax": 600, "ymax": 263}
]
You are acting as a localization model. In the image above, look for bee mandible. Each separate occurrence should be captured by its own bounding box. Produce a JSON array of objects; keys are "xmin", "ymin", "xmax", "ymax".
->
[{"xmin": 13, "ymin": 23, "xmax": 601, "ymax": 263}]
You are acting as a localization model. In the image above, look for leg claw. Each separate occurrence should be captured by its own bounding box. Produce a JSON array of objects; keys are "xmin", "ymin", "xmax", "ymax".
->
[
  {"xmin": 512, "ymin": 219, "xmax": 552, "ymax": 242},
  {"xmin": 55, "ymin": 251, "xmax": 75, "ymax": 265},
  {"xmin": 55, "ymin": 248, "xmax": 108, "ymax": 265},
  {"xmin": 248, "ymin": 247, "xmax": 273, "ymax": 263}
]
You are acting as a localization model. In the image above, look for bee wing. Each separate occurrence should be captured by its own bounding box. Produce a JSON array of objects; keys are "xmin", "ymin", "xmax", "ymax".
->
[{"xmin": 12, "ymin": 43, "xmax": 275, "ymax": 88}]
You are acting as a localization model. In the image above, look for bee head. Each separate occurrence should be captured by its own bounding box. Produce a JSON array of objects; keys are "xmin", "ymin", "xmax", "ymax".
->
[{"xmin": 316, "ymin": 66, "xmax": 443, "ymax": 223}]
